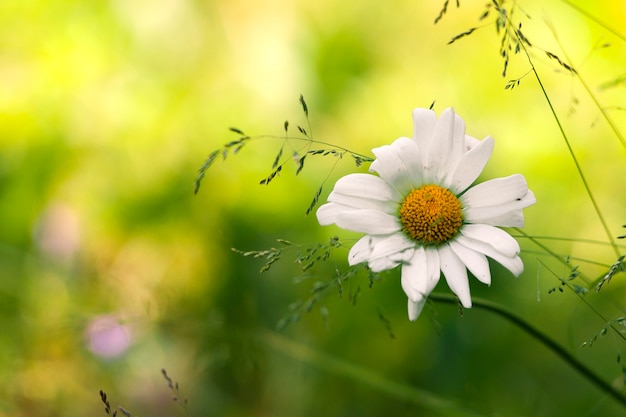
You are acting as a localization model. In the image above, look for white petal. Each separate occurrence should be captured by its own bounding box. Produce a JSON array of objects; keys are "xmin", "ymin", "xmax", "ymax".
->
[
  {"xmin": 333, "ymin": 173, "xmax": 401, "ymax": 202},
  {"xmin": 402, "ymin": 276, "xmax": 420, "ymax": 303},
  {"xmin": 400, "ymin": 272, "xmax": 416, "ymax": 301},
  {"xmin": 460, "ymin": 224, "xmax": 520, "ymax": 258},
  {"xmin": 482, "ymin": 209, "xmax": 525, "ymax": 227},
  {"xmin": 368, "ymin": 254, "xmax": 402, "ymax": 273},
  {"xmin": 328, "ymin": 191, "xmax": 398, "ymax": 214},
  {"xmin": 348, "ymin": 235, "xmax": 377, "ymax": 265},
  {"xmin": 390, "ymin": 246, "xmax": 415, "ymax": 263},
  {"xmin": 448, "ymin": 136, "xmax": 494, "ymax": 194},
  {"xmin": 438, "ymin": 244, "xmax": 472, "ymax": 308},
  {"xmin": 391, "ymin": 137, "xmax": 423, "ymax": 176},
  {"xmin": 461, "ymin": 174, "xmax": 530, "ymax": 207},
  {"xmin": 401, "ymin": 249, "xmax": 441, "ymax": 323},
  {"xmin": 349, "ymin": 234, "xmax": 415, "ymax": 270},
  {"xmin": 402, "ymin": 247, "xmax": 441, "ymax": 298},
  {"xmin": 523, "ymin": 189, "xmax": 536, "ymax": 206},
  {"xmin": 335, "ymin": 209, "xmax": 400, "ymax": 235},
  {"xmin": 456, "ymin": 235, "xmax": 524, "ymax": 277},
  {"xmin": 369, "ymin": 233, "xmax": 415, "ymax": 262},
  {"xmin": 370, "ymin": 137, "xmax": 421, "ymax": 194},
  {"xmin": 408, "ymin": 298, "xmax": 427, "ymax": 321},
  {"xmin": 424, "ymin": 246, "xmax": 441, "ymax": 286},
  {"xmin": 425, "ymin": 108, "xmax": 465, "ymax": 185},
  {"xmin": 401, "ymin": 247, "xmax": 427, "ymax": 301},
  {"xmin": 449, "ymin": 240, "xmax": 491, "ymax": 285},
  {"xmin": 464, "ymin": 190, "xmax": 535, "ymax": 225},
  {"xmin": 412, "ymin": 108, "xmax": 437, "ymax": 151},
  {"xmin": 464, "ymin": 134, "xmax": 480, "ymax": 151},
  {"xmin": 316, "ymin": 202, "xmax": 351, "ymax": 226}
]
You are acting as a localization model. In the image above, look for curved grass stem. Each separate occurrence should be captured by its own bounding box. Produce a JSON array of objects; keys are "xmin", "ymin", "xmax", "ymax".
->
[
  {"xmin": 560, "ymin": 0, "xmax": 626, "ymax": 42},
  {"xmin": 547, "ymin": 21, "xmax": 626, "ymax": 150},
  {"xmin": 429, "ymin": 293, "xmax": 626, "ymax": 408},
  {"xmin": 510, "ymin": 18, "xmax": 622, "ymax": 259}
]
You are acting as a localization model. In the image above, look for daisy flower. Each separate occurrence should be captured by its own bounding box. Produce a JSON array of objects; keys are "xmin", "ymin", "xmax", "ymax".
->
[{"xmin": 316, "ymin": 108, "xmax": 535, "ymax": 320}]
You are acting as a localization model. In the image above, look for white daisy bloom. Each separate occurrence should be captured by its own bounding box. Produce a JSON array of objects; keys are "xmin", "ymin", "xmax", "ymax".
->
[{"xmin": 316, "ymin": 108, "xmax": 535, "ymax": 321}]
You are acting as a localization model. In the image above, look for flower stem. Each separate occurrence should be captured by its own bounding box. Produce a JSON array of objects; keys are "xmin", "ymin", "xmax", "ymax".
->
[
  {"xmin": 560, "ymin": 0, "xmax": 626, "ymax": 42},
  {"xmin": 512, "ymin": 23, "xmax": 621, "ymax": 259},
  {"xmin": 429, "ymin": 293, "xmax": 626, "ymax": 408}
]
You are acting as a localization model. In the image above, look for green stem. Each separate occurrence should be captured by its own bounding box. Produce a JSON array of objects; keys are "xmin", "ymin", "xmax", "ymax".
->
[
  {"xmin": 513, "ymin": 20, "xmax": 622, "ymax": 259},
  {"xmin": 256, "ymin": 134, "xmax": 374, "ymax": 161},
  {"xmin": 560, "ymin": 0, "xmax": 626, "ymax": 42},
  {"xmin": 515, "ymin": 228, "xmax": 626, "ymax": 345},
  {"xmin": 547, "ymin": 20, "xmax": 626, "ymax": 150},
  {"xmin": 429, "ymin": 293, "xmax": 626, "ymax": 408}
]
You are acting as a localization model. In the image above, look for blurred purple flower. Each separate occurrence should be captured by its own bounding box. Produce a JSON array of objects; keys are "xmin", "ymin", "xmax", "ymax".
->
[{"xmin": 86, "ymin": 315, "xmax": 132, "ymax": 358}]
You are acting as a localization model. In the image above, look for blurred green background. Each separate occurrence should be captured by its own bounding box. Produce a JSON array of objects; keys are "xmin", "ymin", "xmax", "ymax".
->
[{"xmin": 1, "ymin": 0, "xmax": 625, "ymax": 416}]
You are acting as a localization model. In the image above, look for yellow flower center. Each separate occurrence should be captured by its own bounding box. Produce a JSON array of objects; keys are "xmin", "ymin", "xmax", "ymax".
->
[{"xmin": 399, "ymin": 184, "xmax": 463, "ymax": 245}]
